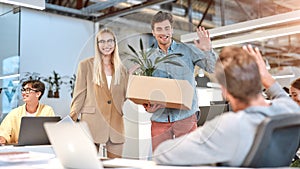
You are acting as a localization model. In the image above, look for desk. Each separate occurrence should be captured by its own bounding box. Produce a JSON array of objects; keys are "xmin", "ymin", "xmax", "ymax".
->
[
  {"xmin": 0, "ymin": 145, "xmax": 294, "ymax": 169},
  {"xmin": 0, "ymin": 145, "xmax": 54, "ymax": 154},
  {"xmin": 0, "ymin": 145, "xmax": 63, "ymax": 169}
]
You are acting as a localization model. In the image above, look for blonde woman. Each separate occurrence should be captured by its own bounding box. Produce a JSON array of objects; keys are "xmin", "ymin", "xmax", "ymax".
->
[{"xmin": 70, "ymin": 28, "xmax": 128, "ymax": 158}]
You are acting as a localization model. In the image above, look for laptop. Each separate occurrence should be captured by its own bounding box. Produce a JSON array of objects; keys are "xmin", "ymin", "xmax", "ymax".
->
[
  {"xmin": 17, "ymin": 116, "xmax": 61, "ymax": 146},
  {"xmin": 44, "ymin": 121, "xmax": 103, "ymax": 169},
  {"xmin": 198, "ymin": 104, "xmax": 229, "ymax": 126},
  {"xmin": 44, "ymin": 121, "xmax": 156, "ymax": 169}
]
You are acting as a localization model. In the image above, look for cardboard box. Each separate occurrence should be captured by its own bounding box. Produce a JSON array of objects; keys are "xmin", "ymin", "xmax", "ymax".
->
[{"xmin": 126, "ymin": 75, "xmax": 193, "ymax": 110}]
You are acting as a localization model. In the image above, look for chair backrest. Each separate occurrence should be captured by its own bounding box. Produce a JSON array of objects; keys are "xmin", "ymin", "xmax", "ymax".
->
[
  {"xmin": 0, "ymin": 113, "xmax": 8, "ymax": 124},
  {"xmin": 242, "ymin": 113, "xmax": 300, "ymax": 168}
]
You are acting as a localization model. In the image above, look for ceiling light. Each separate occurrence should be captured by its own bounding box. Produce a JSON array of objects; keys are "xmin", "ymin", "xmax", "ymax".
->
[
  {"xmin": 181, "ymin": 10, "xmax": 300, "ymax": 42},
  {"xmin": 272, "ymin": 74, "xmax": 295, "ymax": 79},
  {"xmin": 270, "ymin": 66, "xmax": 295, "ymax": 79},
  {"xmin": 211, "ymin": 24, "xmax": 300, "ymax": 48}
]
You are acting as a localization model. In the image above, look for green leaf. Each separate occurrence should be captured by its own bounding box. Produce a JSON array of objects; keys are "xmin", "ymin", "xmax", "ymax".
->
[
  {"xmin": 145, "ymin": 48, "xmax": 156, "ymax": 58},
  {"xmin": 154, "ymin": 57, "xmax": 161, "ymax": 65},
  {"xmin": 127, "ymin": 37, "xmax": 183, "ymax": 76},
  {"xmin": 128, "ymin": 44, "xmax": 139, "ymax": 58},
  {"xmin": 139, "ymin": 38, "xmax": 144, "ymax": 53},
  {"xmin": 155, "ymin": 53, "xmax": 183, "ymax": 64},
  {"xmin": 146, "ymin": 59, "xmax": 153, "ymax": 68},
  {"xmin": 163, "ymin": 60, "xmax": 183, "ymax": 67},
  {"xmin": 129, "ymin": 58, "xmax": 143, "ymax": 65},
  {"xmin": 140, "ymin": 50, "xmax": 147, "ymax": 62}
]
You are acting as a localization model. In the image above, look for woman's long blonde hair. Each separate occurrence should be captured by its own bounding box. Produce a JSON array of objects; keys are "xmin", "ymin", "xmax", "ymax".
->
[{"xmin": 93, "ymin": 28, "xmax": 124, "ymax": 86}]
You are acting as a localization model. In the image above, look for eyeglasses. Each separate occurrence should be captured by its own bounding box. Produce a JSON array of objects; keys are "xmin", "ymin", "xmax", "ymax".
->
[
  {"xmin": 98, "ymin": 39, "xmax": 115, "ymax": 45},
  {"xmin": 21, "ymin": 88, "xmax": 39, "ymax": 94}
]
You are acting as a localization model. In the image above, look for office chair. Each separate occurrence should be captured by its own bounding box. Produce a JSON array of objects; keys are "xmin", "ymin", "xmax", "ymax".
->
[
  {"xmin": 0, "ymin": 113, "xmax": 8, "ymax": 124},
  {"xmin": 242, "ymin": 113, "xmax": 300, "ymax": 168}
]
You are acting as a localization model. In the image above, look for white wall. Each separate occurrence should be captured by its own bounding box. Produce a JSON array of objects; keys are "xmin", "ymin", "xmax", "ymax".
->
[
  {"xmin": 19, "ymin": 8, "xmax": 143, "ymax": 159},
  {"xmin": 20, "ymin": 8, "xmax": 95, "ymax": 117}
]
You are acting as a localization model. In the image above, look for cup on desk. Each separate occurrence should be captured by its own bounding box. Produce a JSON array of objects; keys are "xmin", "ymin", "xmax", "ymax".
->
[{"xmin": 98, "ymin": 143, "xmax": 107, "ymax": 158}]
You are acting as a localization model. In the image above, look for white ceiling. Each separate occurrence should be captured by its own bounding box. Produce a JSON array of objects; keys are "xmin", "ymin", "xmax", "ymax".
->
[{"xmin": 43, "ymin": 0, "xmax": 300, "ymax": 69}]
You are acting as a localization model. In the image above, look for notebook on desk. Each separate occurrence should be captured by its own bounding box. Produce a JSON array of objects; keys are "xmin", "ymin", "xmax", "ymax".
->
[{"xmin": 16, "ymin": 116, "xmax": 61, "ymax": 146}]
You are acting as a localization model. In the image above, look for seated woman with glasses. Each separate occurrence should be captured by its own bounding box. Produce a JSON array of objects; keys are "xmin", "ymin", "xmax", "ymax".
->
[
  {"xmin": 0, "ymin": 79, "xmax": 55, "ymax": 145},
  {"xmin": 290, "ymin": 78, "xmax": 300, "ymax": 106}
]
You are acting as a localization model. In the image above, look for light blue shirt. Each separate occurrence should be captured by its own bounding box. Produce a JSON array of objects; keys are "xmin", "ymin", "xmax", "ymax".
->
[{"xmin": 150, "ymin": 40, "xmax": 218, "ymax": 122}]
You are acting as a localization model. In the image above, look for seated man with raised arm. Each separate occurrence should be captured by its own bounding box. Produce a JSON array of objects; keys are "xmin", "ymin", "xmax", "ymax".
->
[{"xmin": 153, "ymin": 45, "xmax": 300, "ymax": 166}]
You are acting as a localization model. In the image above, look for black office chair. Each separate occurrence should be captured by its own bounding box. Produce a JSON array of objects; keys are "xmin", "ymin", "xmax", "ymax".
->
[{"xmin": 242, "ymin": 113, "xmax": 300, "ymax": 168}]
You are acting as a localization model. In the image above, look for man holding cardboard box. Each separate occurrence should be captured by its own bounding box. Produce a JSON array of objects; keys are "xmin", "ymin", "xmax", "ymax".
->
[{"xmin": 144, "ymin": 11, "xmax": 218, "ymax": 151}]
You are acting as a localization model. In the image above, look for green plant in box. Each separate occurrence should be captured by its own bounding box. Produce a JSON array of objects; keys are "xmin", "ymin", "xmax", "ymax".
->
[{"xmin": 126, "ymin": 38, "xmax": 183, "ymax": 76}]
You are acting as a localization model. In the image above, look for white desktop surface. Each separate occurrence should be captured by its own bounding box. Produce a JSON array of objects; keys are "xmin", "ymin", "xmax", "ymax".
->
[
  {"xmin": 0, "ymin": 145, "xmax": 54, "ymax": 154},
  {"xmin": 0, "ymin": 145, "xmax": 62, "ymax": 169},
  {"xmin": 0, "ymin": 145, "xmax": 294, "ymax": 169}
]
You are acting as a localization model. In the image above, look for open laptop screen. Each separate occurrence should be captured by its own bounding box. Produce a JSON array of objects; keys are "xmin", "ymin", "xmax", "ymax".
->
[{"xmin": 17, "ymin": 116, "xmax": 61, "ymax": 146}]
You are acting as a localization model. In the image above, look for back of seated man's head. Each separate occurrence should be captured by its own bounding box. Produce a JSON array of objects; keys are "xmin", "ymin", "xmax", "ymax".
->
[{"xmin": 215, "ymin": 46, "xmax": 262, "ymax": 104}]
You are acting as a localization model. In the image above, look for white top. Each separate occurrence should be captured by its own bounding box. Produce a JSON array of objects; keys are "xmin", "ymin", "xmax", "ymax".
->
[
  {"xmin": 106, "ymin": 75, "xmax": 112, "ymax": 89},
  {"xmin": 26, "ymin": 111, "xmax": 37, "ymax": 116}
]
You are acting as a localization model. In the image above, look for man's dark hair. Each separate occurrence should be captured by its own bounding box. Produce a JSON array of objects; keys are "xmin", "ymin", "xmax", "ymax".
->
[
  {"xmin": 151, "ymin": 11, "xmax": 174, "ymax": 30},
  {"xmin": 22, "ymin": 80, "xmax": 45, "ymax": 100},
  {"xmin": 215, "ymin": 46, "xmax": 262, "ymax": 104}
]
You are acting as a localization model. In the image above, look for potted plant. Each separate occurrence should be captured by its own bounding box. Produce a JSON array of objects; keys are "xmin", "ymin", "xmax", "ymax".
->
[
  {"xmin": 69, "ymin": 74, "xmax": 76, "ymax": 98},
  {"xmin": 43, "ymin": 71, "xmax": 65, "ymax": 98},
  {"xmin": 43, "ymin": 76, "xmax": 54, "ymax": 98},
  {"xmin": 126, "ymin": 38, "xmax": 183, "ymax": 76},
  {"xmin": 52, "ymin": 71, "xmax": 64, "ymax": 98},
  {"xmin": 20, "ymin": 72, "xmax": 43, "ymax": 82}
]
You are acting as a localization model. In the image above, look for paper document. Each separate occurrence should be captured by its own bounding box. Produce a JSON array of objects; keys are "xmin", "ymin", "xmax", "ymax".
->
[{"xmin": 0, "ymin": 151, "xmax": 55, "ymax": 163}]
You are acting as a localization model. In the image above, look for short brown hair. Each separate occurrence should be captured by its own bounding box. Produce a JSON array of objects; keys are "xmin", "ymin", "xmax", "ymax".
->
[
  {"xmin": 215, "ymin": 46, "xmax": 262, "ymax": 104},
  {"xmin": 22, "ymin": 80, "xmax": 45, "ymax": 100},
  {"xmin": 151, "ymin": 11, "xmax": 173, "ymax": 30},
  {"xmin": 291, "ymin": 78, "xmax": 300, "ymax": 90}
]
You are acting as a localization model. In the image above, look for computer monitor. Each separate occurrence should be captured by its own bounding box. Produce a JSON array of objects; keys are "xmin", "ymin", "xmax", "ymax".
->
[{"xmin": 198, "ymin": 103, "xmax": 230, "ymax": 126}]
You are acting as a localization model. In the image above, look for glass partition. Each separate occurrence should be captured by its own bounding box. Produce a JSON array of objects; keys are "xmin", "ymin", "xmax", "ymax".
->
[{"xmin": 0, "ymin": 5, "xmax": 20, "ymax": 116}]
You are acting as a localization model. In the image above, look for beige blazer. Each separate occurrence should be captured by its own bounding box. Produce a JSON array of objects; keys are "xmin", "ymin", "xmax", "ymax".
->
[{"xmin": 70, "ymin": 57, "xmax": 128, "ymax": 144}]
